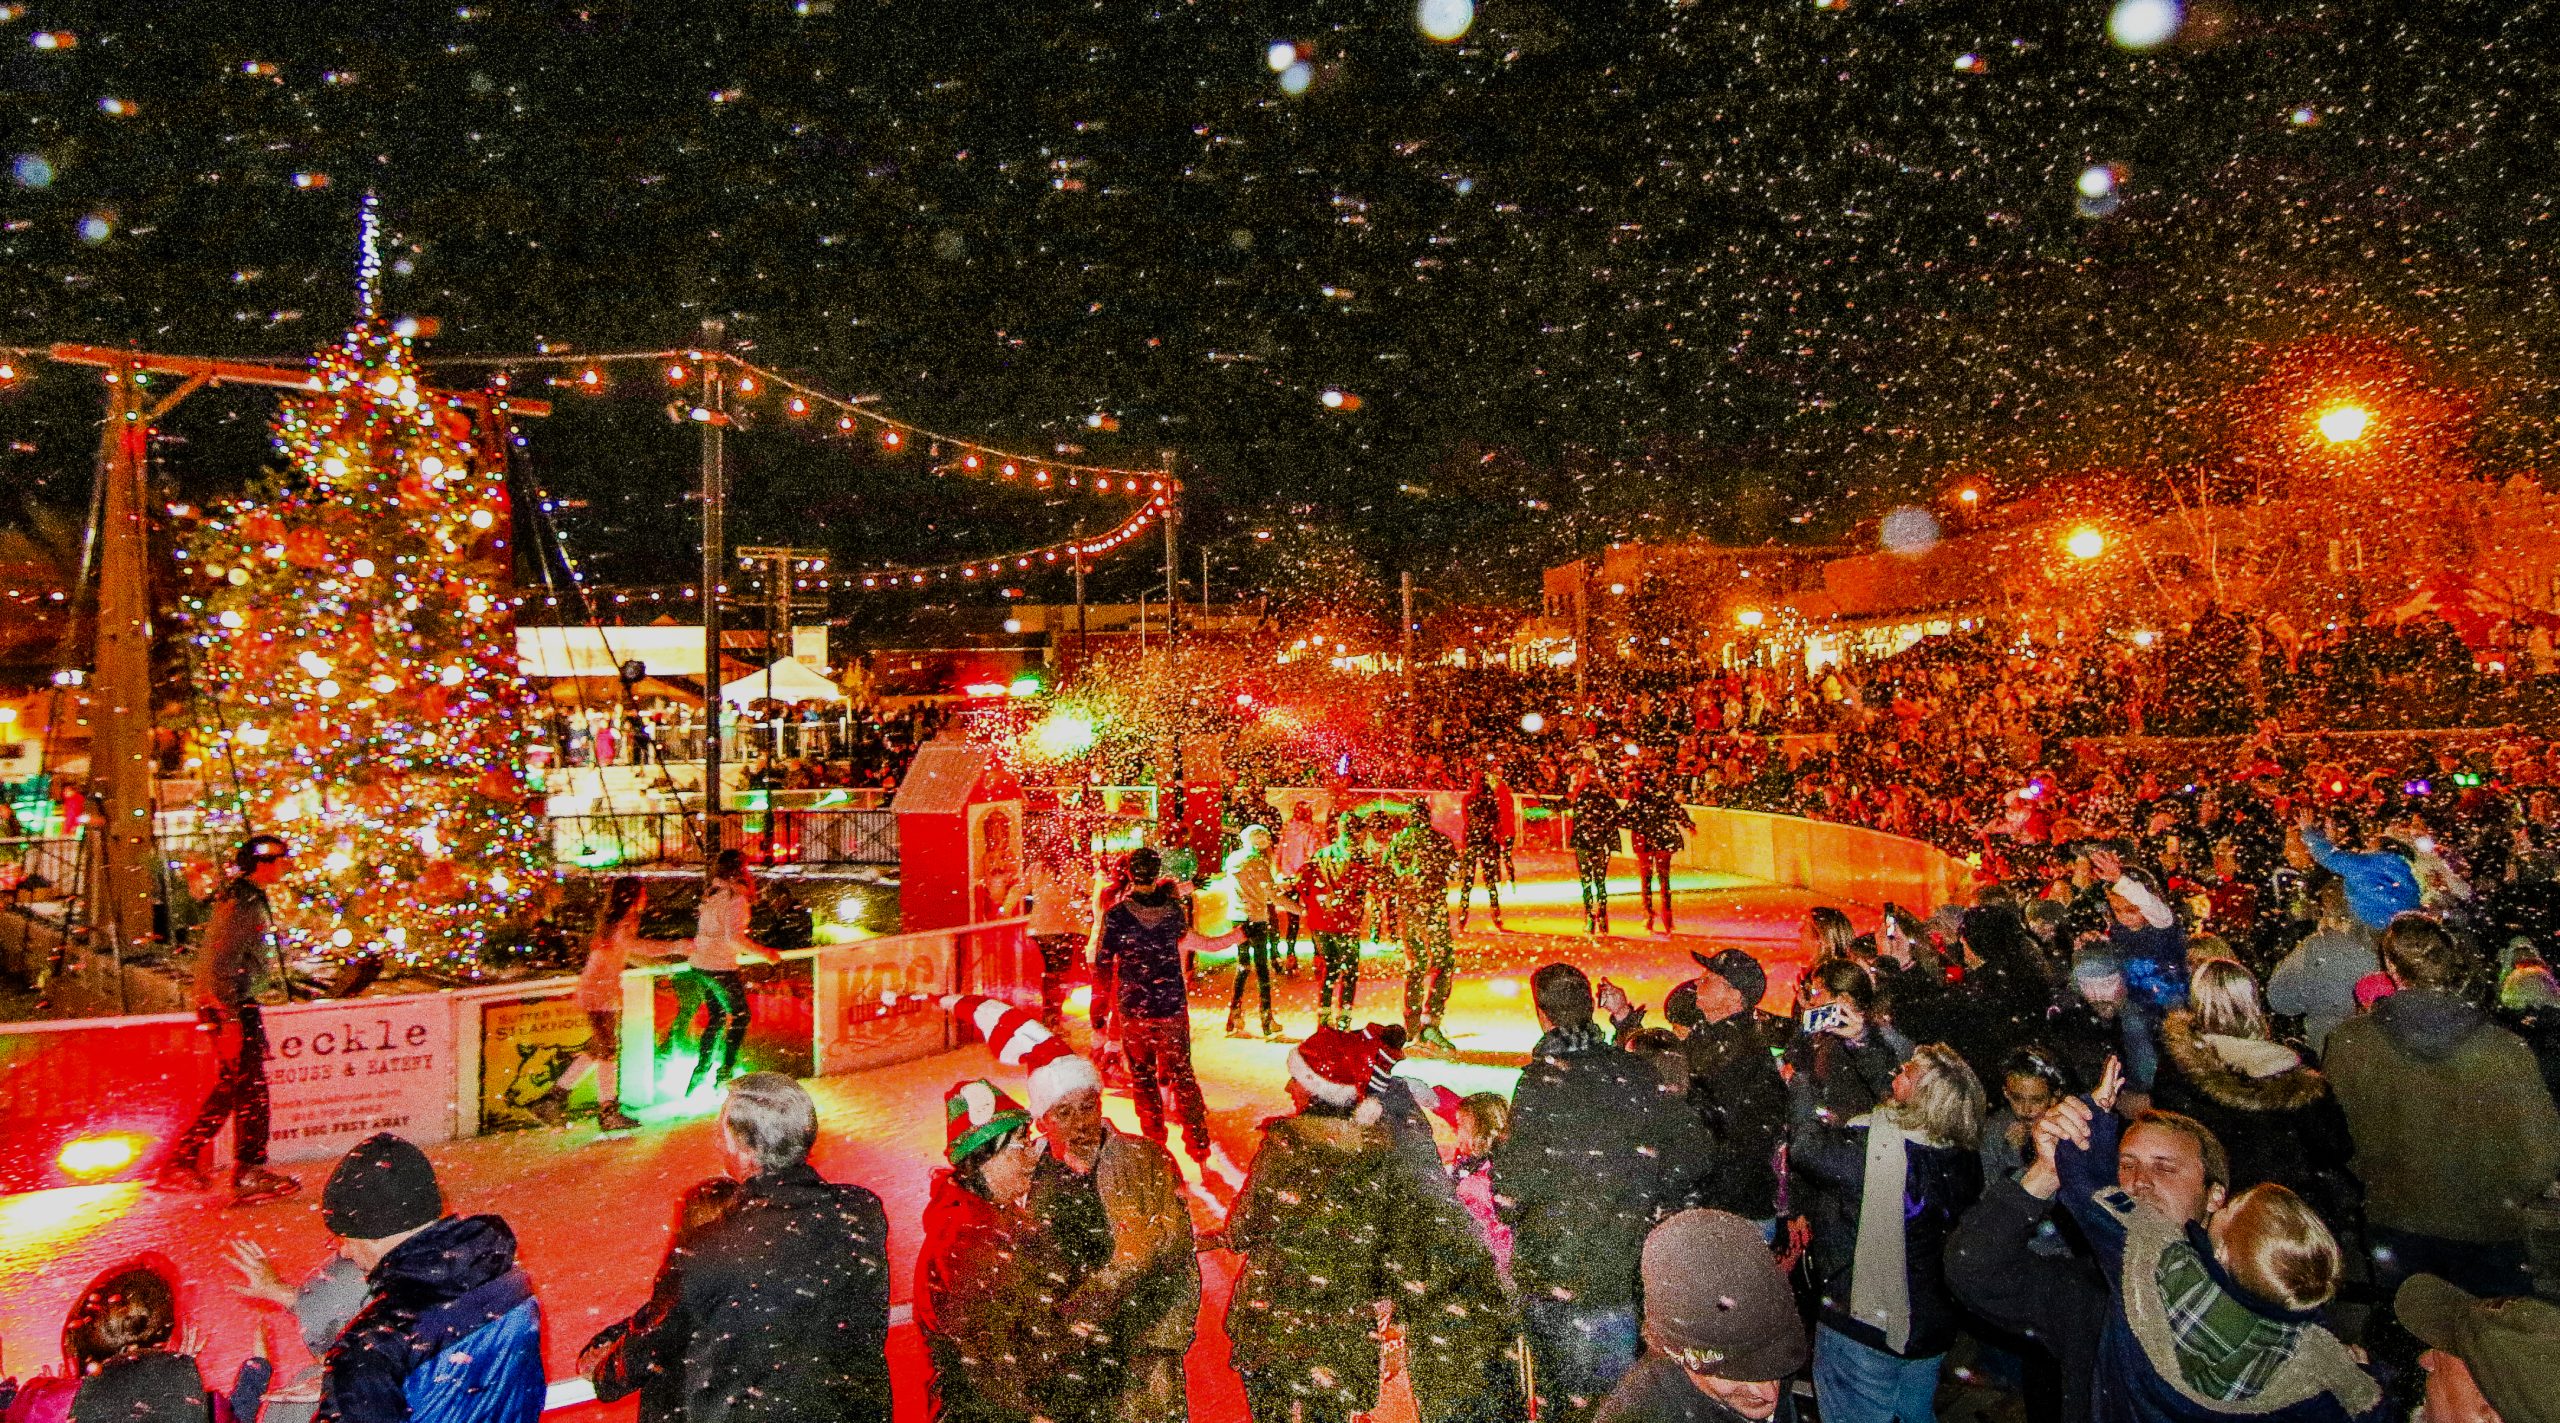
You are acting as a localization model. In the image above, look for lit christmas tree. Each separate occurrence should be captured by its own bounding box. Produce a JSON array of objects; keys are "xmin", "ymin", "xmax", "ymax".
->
[{"xmin": 178, "ymin": 196, "xmax": 551, "ymax": 980}]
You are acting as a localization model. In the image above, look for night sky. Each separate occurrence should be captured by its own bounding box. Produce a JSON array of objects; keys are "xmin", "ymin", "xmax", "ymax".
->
[{"xmin": 4, "ymin": 0, "xmax": 2556, "ymax": 613}]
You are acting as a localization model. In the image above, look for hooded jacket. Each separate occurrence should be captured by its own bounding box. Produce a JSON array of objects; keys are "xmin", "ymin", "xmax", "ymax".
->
[
  {"xmin": 320, "ymin": 1215, "xmax": 545, "ymax": 1423},
  {"xmin": 1096, "ymin": 881, "xmax": 1189, "ymax": 1019},
  {"xmin": 2296, "ymin": 831, "xmax": 2420, "ymax": 935},
  {"xmin": 2150, "ymin": 1013, "xmax": 2355, "ymax": 1220},
  {"xmin": 2323, "ymin": 988, "xmax": 2560, "ymax": 1243}
]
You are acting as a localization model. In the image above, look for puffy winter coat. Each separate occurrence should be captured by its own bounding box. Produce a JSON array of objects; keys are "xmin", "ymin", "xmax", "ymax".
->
[
  {"xmin": 2149, "ymin": 1012, "xmax": 2355, "ymax": 1221},
  {"xmin": 1227, "ymin": 1109, "xmax": 1517, "ymax": 1423},
  {"xmin": 2298, "ymin": 831, "xmax": 2421, "ymax": 934},
  {"xmin": 320, "ymin": 1215, "xmax": 546, "ymax": 1423}
]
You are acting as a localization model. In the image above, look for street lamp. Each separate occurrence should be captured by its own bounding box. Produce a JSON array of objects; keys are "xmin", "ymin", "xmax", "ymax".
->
[
  {"xmin": 1735, "ymin": 607, "xmax": 1765, "ymax": 629},
  {"xmin": 2066, "ymin": 527, "xmax": 2108, "ymax": 561},
  {"xmin": 2316, "ymin": 404, "xmax": 2371, "ymax": 444}
]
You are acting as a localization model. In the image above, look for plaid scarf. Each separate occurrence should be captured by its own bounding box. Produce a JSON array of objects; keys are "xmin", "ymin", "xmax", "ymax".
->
[
  {"xmin": 1534, "ymin": 1021, "xmax": 1609, "ymax": 1059},
  {"xmin": 2153, "ymin": 1235, "xmax": 2306, "ymax": 1402}
]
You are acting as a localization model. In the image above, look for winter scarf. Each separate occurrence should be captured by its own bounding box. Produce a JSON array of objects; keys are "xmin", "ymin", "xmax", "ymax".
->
[
  {"xmin": 1535, "ymin": 1020, "xmax": 1609, "ymax": 1059},
  {"xmin": 1845, "ymin": 1112, "xmax": 1941, "ymax": 1354},
  {"xmin": 2112, "ymin": 1193, "xmax": 2379, "ymax": 1416}
]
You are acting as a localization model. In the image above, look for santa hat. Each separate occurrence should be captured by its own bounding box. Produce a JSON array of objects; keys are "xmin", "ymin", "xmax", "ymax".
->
[
  {"xmin": 943, "ymin": 994, "xmax": 1103, "ymax": 1119},
  {"xmin": 944, "ymin": 1078, "xmax": 1031, "ymax": 1166},
  {"xmin": 1287, "ymin": 1023, "xmax": 1402, "ymax": 1124}
]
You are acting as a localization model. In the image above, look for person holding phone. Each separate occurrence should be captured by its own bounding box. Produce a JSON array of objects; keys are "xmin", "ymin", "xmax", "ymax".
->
[{"xmin": 1786, "ymin": 959, "xmax": 1912, "ymax": 1127}]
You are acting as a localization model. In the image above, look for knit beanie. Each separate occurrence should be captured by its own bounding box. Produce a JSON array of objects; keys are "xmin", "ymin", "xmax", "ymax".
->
[
  {"xmin": 1640, "ymin": 1209, "xmax": 1807, "ymax": 1383},
  {"xmin": 944, "ymin": 994, "xmax": 1103, "ymax": 1119},
  {"xmin": 321, "ymin": 1133, "xmax": 443, "ymax": 1240}
]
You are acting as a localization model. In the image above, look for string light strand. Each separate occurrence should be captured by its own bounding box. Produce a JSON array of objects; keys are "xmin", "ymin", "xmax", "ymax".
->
[{"xmin": 854, "ymin": 492, "xmax": 1172, "ymax": 591}]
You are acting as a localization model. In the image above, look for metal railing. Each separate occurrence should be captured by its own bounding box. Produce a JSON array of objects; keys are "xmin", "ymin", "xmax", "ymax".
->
[{"xmin": 551, "ymin": 808, "xmax": 899, "ymax": 870}]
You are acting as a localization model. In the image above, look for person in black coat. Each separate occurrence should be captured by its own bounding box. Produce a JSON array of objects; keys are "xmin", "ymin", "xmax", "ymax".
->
[
  {"xmin": 2147, "ymin": 960, "xmax": 2357, "ymax": 1227},
  {"xmin": 1940, "ymin": 905, "xmax": 2061, "ymax": 1089},
  {"xmin": 1494, "ymin": 964, "xmax": 1716, "ymax": 1422},
  {"xmin": 1785, "ymin": 959, "xmax": 1911, "ymax": 1124},
  {"xmin": 615, "ymin": 1074, "xmax": 892, "ymax": 1423},
  {"xmin": 1675, "ymin": 949, "xmax": 1790, "ymax": 1230}
]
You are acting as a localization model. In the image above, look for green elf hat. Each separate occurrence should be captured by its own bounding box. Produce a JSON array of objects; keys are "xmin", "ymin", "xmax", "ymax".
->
[{"xmin": 944, "ymin": 1077, "xmax": 1032, "ymax": 1166}]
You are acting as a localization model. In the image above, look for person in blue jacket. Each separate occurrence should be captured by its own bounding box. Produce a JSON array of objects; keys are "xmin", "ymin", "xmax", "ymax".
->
[
  {"xmin": 2295, "ymin": 812, "xmax": 2421, "ymax": 936},
  {"xmin": 316, "ymin": 1135, "xmax": 546, "ymax": 1423},
  {"xmin": 2038, "ymin": 1061, "xmax": 2382, "ymax": 1423}
]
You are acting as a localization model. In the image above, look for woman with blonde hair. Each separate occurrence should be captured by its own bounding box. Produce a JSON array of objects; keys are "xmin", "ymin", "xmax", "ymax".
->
[
  {"xmin": 1804, "ymin": 905, "xmax": 1858, "ymax": 964},
  {"xmin": 1789, "ymin": 1041, "xmax": 1985, "ymax": 1423},
  {"xmin": 2152, "ymin": 957, "xmax": 2354, "ymax": 1219}
]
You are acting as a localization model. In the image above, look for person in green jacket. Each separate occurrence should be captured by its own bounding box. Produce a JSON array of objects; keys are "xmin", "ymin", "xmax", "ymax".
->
[{"xmin": 2323, "ymin": 912, "xmax": 2560, "ymax": 1301}]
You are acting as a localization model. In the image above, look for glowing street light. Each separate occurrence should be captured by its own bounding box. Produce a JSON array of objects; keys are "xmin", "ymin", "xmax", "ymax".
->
[
  {"xmin": 2316, "ymin": 404, "xmax": 2371, "ymax": 444},
  {"xmin": 2066, "ymin": 527, "xmax": 2108, "ymax": 561},
  {"xmin": 1957, "ymin": 486, "xmax": 1981, "ymax": 506},
  {"xmin": 1735, "ymin": 608, "xmax": 1766, "ymax": 629}
]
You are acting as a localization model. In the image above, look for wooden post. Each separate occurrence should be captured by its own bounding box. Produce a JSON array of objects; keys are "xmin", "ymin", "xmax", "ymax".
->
[
  {"xmin": 87, "ymin": 358, "xmax": 157, "ymax": 978},
  {"xmin": 698, "ymin": 324, "xmax": 727, "ymax": 862}
]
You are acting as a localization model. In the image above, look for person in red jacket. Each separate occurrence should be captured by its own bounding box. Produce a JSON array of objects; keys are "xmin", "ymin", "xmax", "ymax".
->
[
  {"xmin": 1297, "ymin": 828, "xmax": 1371, "ymax": 1030},
  {"xmin": 916, "ymin": 1079, "xmax": 1057, "ymax": 1423}
]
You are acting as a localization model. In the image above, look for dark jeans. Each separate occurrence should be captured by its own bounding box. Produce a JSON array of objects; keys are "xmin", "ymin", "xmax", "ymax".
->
[
  {"xmin": 1314, "ymin": 931, "xmax": 1361, "ymax": 1016},
  {"xmin": 685, "ymin": 968, "xmax": 749, "ymax": 1084},
  {"xmin": 1121, "ymin": 1012, "xmax": 1209, "ymax": 1155},
  {"xmin": 173, "ymin": 1003, "xmax": 271, "ymax": 1171},
  {"xmin": 1522, "ymin": 1298, "xmax": 1640, "ymax": 1423},
  {"xmin": 1228, "ymin": 921, "xmax": 1275, "ymax": 1021},
  {"xmin": 1033, "ymin": 933, "xmax": 1082, "ymax": 1026},
  {"xmin": 1404, "ymin": 908, "xmax": 1454, "ymax": 1031},
  {"xmin": 1574, "ymin": 848, "xmax": 1612, "ymax": 930},
  {"xmin": 1457, "ymin": 839, "xmax": 1502, "ymax": 920},
  {"xmin": 1636, "ymin": 849, "xmax": 1675, "ymax": 927}
]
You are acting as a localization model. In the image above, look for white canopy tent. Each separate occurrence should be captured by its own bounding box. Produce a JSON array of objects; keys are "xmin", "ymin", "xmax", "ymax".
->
[{"xmin": 718, "ymin": 657, "xmax": 846, "ymax": 707}]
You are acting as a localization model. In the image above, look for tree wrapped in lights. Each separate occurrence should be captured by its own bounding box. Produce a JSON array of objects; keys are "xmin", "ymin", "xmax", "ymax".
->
[{"xmin": 178, "ymin": 201, "xmax": 549, "ymax": 980}]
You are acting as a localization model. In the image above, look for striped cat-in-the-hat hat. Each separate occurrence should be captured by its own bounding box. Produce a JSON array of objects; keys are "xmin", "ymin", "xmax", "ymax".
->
[{"xmin": 942, "ymin": 994, "xmax": 1103, "ymax": 1118}]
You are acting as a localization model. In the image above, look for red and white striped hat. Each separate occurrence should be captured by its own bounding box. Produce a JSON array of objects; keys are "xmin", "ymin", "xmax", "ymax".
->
[{"xmin": 943, "ymin": 994, "xmax": 1103, "ymax": 1118}]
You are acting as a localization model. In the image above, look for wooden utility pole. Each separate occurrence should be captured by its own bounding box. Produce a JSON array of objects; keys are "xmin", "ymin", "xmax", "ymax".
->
[
  {"xmin": 44, "ymin": 343, "xmax": 548, "ymax": 971},
  {"xmin": 1071, "ymin": 518, "xmax": 1088, "ymax": 667},
  {"xmin": 1161, "ymin": 450, "xmax": 1179, "ymax": 655},
  {"xmin": 697, "ymin": 323, "xmax": 727, "ymax": 860},
  {"xmin": 87, "ymin": 359, "xmax": 157, "ymax": 969}
]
